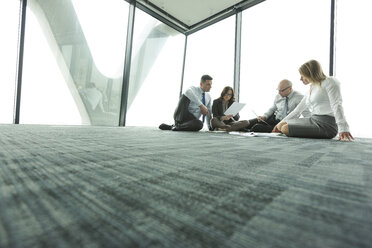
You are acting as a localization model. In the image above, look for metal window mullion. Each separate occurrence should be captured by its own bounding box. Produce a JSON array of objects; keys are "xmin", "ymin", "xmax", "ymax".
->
[
  {"xmin": 234, "ymin": 11, "xmax": 242, "ymax": 102},
  {"xmin": 119, "ymin": 2, "xmax": 136, "ymax": 126},
  {"xmin": 14, "ymin": 0, "xmax": 28, "ymax": 124},
  {"xmin": 179, "ymin": 35, "xmax": 188, "ymax": 98},
  {"xmin": 329, "ymin": 0, "xmax": 336, "ymax": 76}
]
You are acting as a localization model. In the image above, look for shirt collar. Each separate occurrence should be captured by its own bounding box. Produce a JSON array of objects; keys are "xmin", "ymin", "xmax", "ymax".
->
[{"xmin": 284, "ymin": 90, "xmax": 294, "ymax": 99}]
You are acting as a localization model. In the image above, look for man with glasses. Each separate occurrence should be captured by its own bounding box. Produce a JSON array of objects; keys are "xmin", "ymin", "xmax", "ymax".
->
[{"xmin": 247, "ymin": 79, "xmax": 310, "ymax": 132}]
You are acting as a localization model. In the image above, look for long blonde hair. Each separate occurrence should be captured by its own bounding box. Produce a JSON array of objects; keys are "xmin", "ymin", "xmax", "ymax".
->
[{"xmin": 299, "ymin": 60, "xmax": 327, "ymax": 85}]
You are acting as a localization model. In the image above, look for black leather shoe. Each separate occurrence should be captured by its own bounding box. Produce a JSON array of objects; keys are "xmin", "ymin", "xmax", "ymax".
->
[{"xmin": 159, "ymin": 123, "xmax": 173, "ymax": 130}]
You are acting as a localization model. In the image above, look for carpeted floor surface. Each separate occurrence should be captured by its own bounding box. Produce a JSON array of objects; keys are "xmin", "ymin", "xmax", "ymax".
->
[{"xmin": 0, "ymin": 124, "xmax": 371, "ymax": 248}]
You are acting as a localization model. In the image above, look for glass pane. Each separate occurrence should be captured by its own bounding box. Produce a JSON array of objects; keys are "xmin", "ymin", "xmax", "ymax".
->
[
  {"xmin": 0, "ymin": 1, "xmax": 20, "ymax": 123},
  {"xmin": 240, "ymin": 0, "xmax": 330, "ymax": 119},
  {"xmin": 126, "ymin": 9, "xmax": 185, "ymax": 126},
  {"xmin": 335, "ymin": 0, "xmax": 372, "ymax": 138},
  {"xmin": 20, "ymin": 0, "xmax": 128, "ymax": 125},
  {"xmin": 183, "ymin": 16, "xmax": 235, "ymax": 127}
]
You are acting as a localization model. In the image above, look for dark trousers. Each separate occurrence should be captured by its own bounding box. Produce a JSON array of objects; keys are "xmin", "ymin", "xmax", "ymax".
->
[
  {"xmin": 173, "ymin": 95, "xmax": 203, "ymax": 131},
  {"xmin": 247, "ymin": 114, "xmax": 280, "ymax": 133}
]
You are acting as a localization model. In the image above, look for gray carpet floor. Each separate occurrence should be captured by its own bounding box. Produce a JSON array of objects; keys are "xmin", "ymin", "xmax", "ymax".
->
[{"xmin": 0, "ymin": 124, "xmax": 371, "ymax": 248}]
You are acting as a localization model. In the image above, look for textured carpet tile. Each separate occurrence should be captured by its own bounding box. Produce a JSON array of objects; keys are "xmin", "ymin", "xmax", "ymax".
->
[{"xmin": 0, "ymin": 124, "xmax": 372, "ymax": 248}]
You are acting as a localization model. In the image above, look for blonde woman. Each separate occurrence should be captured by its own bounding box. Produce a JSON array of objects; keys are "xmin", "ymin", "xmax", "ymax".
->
[{"xmin": 273, "ymin": 60, "xmax": 353, "ymax": 141}]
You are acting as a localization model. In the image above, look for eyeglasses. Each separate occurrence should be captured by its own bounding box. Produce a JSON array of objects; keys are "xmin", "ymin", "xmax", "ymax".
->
[
  {"xmin": 224, "ymin": 93, "xmax": 233, "ymax": 97},
  {"xmin": 278, "ymin": 86, "xmax": 291, "ymax": 93}
]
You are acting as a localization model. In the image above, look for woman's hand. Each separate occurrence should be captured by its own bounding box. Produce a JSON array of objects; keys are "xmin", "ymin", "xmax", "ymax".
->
[
  {"xmin": 272, "ymin": 125, "xmax": 280, "ymax": 133},
  {"xmin": 338, "ymin": 132, "xmax": 354, "ymax": 141},
  {"xmin": 272, "ymin": 122, "xmax": 286, "ymax": 133}
]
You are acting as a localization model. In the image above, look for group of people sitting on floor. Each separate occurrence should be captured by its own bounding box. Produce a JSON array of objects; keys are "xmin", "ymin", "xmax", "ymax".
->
[{"xmin": 159, "ymin": 60, "xmax": 354, "ymax": 141}]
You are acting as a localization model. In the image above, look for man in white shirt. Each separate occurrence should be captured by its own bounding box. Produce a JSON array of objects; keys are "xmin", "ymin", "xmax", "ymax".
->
[
  {"xmin": 159, "ymin": 75, "xmax": 213, "ymax": 131},
  {"xmin": 247, "ymin": 79, "xmax": 310, "ymax": 132}
]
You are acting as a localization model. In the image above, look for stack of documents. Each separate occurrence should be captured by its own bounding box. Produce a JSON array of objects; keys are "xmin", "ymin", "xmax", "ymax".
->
[{"xmin": 229, "ymin": 132, "xmax": 287, "ymax": 138}]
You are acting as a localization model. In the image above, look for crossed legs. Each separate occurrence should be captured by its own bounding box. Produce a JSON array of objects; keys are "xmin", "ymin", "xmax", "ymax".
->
[{"xmin": 210, "ymin": 118, "xmax": 249, "ymax": 131}]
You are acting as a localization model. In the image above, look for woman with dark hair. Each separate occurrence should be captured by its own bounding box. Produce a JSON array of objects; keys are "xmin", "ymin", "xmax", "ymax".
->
[
  {"xmin": 211, "ymin": 86, "xmax": 249, "ymax": 131},
  {"xmin": 273, "ymin": 60, "xmax": 353, "ymax": 141}
]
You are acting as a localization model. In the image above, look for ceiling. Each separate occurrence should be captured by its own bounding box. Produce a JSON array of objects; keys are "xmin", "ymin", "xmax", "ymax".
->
[{"xmin": 135, "ymin": 0, "xmax": 265, "ymax": 34}]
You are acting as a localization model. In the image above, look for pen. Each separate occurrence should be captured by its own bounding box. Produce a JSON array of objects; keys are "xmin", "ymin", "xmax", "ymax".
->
[{"xmin": 252, "ymin": 110, "xmax": 270, "ymax": 125}]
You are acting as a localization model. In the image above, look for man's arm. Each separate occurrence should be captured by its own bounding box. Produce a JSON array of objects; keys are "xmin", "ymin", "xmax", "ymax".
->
[{"xmin": 184, "ymin": 86, "xmax": 209, "ymax": 116}]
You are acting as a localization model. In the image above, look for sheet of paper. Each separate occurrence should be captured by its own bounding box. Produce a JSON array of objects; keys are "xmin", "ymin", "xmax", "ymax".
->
[
  {"xmin": 252, "ymin": 110, "xmax": 269, "ymax": 125},
  {"xmin": 229, "ymin": 132, "xmax": 287, "ymax": 138},
  {"xmin": 224, "ymin": 102, "xmax": 246, "ymax": 116},
  {"xmin": 250, "ymin": 132, "xmax": 287, "ymax": 138}
]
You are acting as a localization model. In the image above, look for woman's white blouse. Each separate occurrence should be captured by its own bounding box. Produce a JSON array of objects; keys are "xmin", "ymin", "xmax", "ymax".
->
[{"xmin": 282, "ymin": 77, "xmax": 349, "ymax": 133}]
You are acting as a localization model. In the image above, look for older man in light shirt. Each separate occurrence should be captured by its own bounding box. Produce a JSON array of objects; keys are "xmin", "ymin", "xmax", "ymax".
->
[{"xmin": 247, "ymin": 79, "xmax": 310, "ymax": 132}]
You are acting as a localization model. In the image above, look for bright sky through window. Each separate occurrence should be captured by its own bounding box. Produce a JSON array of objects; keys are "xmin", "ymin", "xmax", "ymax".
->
[{"xmin": 71, "ymin": 0, "xmax": 128, "ymax": 78}]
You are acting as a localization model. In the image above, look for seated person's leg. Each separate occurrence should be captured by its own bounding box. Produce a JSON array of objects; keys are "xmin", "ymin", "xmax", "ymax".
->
[
  {"xmin": 280, "ymin": 123, "xmax": 290, "ymax": 136},
  {"xmin": 173, "ymin": 94, "xmax": 195, "ymax": 124},
  {"xmin": 210, "ymin": 117, "xmax": 230, "ymax": 131},
  {"xmin": 172, "ymin": 94, "xmax": 203, "ymax": 131},
  {"xmin": 287, "ymin": 116, "xmax": 337, "ymax": 139},
  {"xmin": 227, "ymin": 120, "xmax": 249, "ymax": 132},
  {"xmin": 250, "ymin": 123, "xmax": 273, "ymax": 133},
  {"xmin": 173, "ymin": 119, "xmax": 203, "ymax": 131},
  {"xmin": 247, "ymin": 118, "xmax": 259, "ymax": 130},
  {"xmin": 189, "ymin": 119, "xmax": 204, "ymax": 131}
]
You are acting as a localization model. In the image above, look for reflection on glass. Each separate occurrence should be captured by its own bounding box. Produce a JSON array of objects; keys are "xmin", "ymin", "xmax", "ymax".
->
[
  {"xmin": 126, "ymin": 8, "xmax": 185, "ymax": 126},
  {"xmin": 240, "ymin": 0, "xmax": 330, "ymax": 120},
  {"xmin": 21, "ymin": 0, "xmax": 128, "ymax": 125},
  {"xmin": 335, "ymin": 0, "xmax": 372, "ymax": 138},
  {"xmin": 0, "ymin": 1, "xmax": 20, "ymax": 123},
  {"xmin": 183, "ymin": 16, "xmax": 235, "ymax": 112},
  {"xmin": 72, "ymin": 0, "xmax": 127, "ymax": 78}
]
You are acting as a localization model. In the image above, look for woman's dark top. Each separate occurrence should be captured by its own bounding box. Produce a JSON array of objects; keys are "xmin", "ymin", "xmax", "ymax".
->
[{"xmin": 212, "ymin": 98, "xmax": 240, "ymax": 124}]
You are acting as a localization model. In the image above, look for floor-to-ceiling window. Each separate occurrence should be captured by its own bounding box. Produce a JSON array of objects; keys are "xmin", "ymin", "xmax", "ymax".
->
[
  {"xmin": 126, "ymin": 8, "xmax": 185, "ymax": 126},
  {"xmin": 183, "ymin": 16, "xmax": 235, "ymax": 127},
  {"xmin": 240, "ymin": 0, "xmax": 331, "ymax": 119},
  {"xmin": 0, "ymin": 0, "xmax": 20, "ymax": 123},
  {"xmin": 20, "ymin": 0, "xmax": 128, "ymax": 125},
  {"xmin": 335, "ymin": 0, "xmax": 372, "ymax": 138},
  {"xmin": 3, "ymin": 0, "xmax": 370, "ymax": 138}
]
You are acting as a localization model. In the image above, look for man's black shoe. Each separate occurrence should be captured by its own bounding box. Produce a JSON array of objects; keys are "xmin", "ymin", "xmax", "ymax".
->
[{"xmin": 159, "ymin": 123, "xmax": 173, "ymax": 130}]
